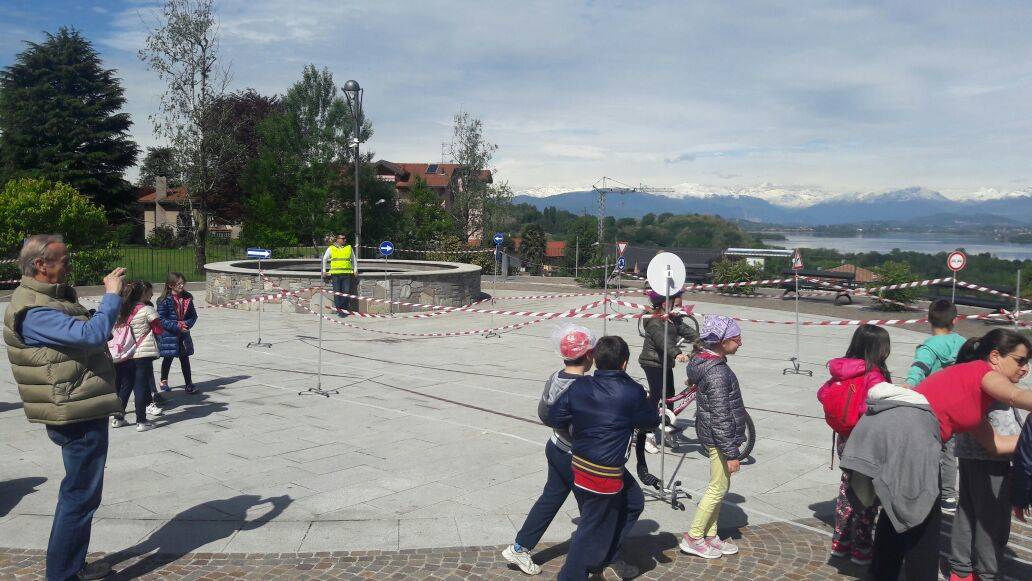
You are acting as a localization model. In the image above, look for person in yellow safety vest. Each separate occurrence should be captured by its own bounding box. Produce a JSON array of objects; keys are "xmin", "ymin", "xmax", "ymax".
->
[{"xmin": 321, "ymin": 233, "xmax": 355, "ymax": 317}]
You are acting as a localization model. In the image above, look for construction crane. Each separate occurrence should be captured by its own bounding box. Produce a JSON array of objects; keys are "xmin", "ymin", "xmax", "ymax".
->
[{"xmin": 591, "ymin": 176, "xmax": 675, "ymax": 259}]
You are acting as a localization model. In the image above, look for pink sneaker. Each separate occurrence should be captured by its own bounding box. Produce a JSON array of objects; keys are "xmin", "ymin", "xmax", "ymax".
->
[
  {"xmin": 707, "ymin": 536, "xmax": 739, "ymax": 555},
  {"xmin": 679, "ymin": 534, "xmax": 721, "ymax": 559}
]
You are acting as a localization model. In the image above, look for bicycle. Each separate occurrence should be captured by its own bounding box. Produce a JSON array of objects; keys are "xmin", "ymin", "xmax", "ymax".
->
[{"xmin": 657, "ymin": 381, "xmax": 757, "ymax": 460}]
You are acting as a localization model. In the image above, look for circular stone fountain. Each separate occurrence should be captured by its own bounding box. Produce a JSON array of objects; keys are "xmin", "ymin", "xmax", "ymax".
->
[{"xmin": 204, "ymin": 259, "xmax": 482, "ymax": 314}]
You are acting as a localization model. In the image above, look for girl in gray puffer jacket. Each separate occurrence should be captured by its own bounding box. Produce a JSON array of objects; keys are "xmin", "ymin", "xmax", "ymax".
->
[{"xmin": 680, "ymin": 315, "xmax": 748, "ymax": 560}]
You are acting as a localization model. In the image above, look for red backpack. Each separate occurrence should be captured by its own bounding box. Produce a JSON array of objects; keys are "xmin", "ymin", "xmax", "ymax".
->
[{"xmin": 817, "ymin": 377, "xmax": 867, "ymax": 437}]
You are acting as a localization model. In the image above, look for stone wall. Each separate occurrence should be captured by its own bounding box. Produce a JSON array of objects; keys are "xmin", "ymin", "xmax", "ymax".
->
[{"xmin": 205, "ymin": 260, "xmax": 482, "ymax": 314}]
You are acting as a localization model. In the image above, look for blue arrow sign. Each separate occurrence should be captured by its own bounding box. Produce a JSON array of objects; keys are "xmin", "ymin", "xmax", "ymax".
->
[
  {"xmin": 378, "ymin": 241, "xmax": 395, "ymax": 257},
  {"xmin": 246, "ymin": 247, "xmax": 272, "ymax": 259},
  {"xmin": 617, "ymin": 256, "xmax": 626, "ymax": 271},
  {"xmin": 493, "ymin": 232, "xmax": 504, "ymax": 245}
]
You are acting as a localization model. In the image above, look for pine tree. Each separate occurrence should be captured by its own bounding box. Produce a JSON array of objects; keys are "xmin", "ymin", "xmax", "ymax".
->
[{"xmin": 0, "ymin": 27, "xmax": 138, "ymax": 215}]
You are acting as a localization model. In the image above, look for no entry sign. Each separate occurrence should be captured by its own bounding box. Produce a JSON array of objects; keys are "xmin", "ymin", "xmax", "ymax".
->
[{"xmin": 947, "ymin": 250, "xmax": 967, "ymax": 272}]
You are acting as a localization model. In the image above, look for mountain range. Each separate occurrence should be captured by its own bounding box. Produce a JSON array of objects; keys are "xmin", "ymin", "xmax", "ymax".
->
[{"xmin": 513, "ymin": 185, "xmax": 1032, "ymax": 225}]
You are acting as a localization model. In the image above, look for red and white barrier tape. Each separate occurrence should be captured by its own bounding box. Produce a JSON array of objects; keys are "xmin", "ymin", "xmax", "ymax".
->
[
  {"xmin": 954, "ymin": 280, "xmax": 1032, "ymax": 305},
  {"xmin": 360, "ymin": 245, "xmax": 494, "ymax": 255},
  {"xmin": 306, "ymin": 299, "xmax": 604, "ymax": 337},
  {"xmin": 204, "ymin": 287, "xmax": 318, "ymax": 309},
  {"xmin": 312, "ymin": 297, "xmax": 493, "ymax": 319}
]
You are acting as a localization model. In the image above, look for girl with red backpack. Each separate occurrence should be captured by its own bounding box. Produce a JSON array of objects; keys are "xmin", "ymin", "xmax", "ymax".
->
[{"xmin": 819, "ymin": 324, "xmax": 891, "ymax": 566}]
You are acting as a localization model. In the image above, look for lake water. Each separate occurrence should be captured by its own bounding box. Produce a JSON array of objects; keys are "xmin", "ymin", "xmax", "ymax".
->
[{"xmin": 776, "ymin": 233, "xmax": 1032, "ymax": 261}]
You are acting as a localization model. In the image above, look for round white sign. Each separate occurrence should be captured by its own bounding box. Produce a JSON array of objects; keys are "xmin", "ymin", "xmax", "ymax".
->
[
  {"xmin": 947, "ymin": 251, "xmax": 967, "ymax": 272},
  {"xmin": 646, "ymin": 252, "xmax": 687, "ymax": 296}
]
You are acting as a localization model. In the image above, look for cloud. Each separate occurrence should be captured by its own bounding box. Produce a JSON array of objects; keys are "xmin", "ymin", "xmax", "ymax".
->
[{"xmin": 10, "ymin": 0, "xmax": 1032, "ymax": 192}]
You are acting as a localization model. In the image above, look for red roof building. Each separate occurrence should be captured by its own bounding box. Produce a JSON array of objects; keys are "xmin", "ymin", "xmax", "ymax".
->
[{"xmin": 374, "ymin": 161, "xmax": 492, "ymax": 209}]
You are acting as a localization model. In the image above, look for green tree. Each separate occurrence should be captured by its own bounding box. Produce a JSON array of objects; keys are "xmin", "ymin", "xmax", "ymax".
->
[
  {"xmin": 448, "ymin": 110, "xmax": 498, "ymax": 241},
  {"xmin": 244, "ymin": 65, "xmax": 373, "ymax": 245},
  {"xmin": 399, "ymin": 177, "xmax": 455, "ymax": 246},
  {"xmin": 521, "ymin": 223, "xmax": 547, "ymax": 275},
  {"xmin": 0, "ymin": 27, "xmax": 138, "ymax": 214},
  {"xmin": 870, "ymin": 260, "xmax": 921, "ymax": 310},
  {"xmin": 0, "ymin": 178, "xmax": 109, "ymax": 254},
  {"xmin": 209, "ymin": 89, "xmax": 282, "ymax": 222},
  {"xmin": 712, "ymin": 258, "xmax": 761, "ymax": 295},
  {"xmin": 137, "ymin": 146, "xmax": 183, "ymax": 187},
  {"xmin": 140, "ymin": 0, "xmax": 239, "ymax": 273}
]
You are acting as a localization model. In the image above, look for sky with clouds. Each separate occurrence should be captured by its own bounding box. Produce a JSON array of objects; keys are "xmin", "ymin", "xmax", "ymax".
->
[{"xmin": 4, "ymin": 0, "xmax": 1032, "ymax": 196}]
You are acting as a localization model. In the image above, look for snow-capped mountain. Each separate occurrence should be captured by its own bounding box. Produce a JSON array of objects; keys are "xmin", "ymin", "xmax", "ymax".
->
[{"xmin": 511, "ymin": 183, "xmax": 1032, "ymax": 225}]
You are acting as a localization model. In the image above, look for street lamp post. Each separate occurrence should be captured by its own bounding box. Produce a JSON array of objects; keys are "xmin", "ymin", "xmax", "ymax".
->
[{"xmin": 343, "ymin": 79, "xmax": 363, "ymax": 274}]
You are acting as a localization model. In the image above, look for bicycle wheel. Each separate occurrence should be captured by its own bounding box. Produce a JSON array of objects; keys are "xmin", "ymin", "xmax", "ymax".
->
[
  {"xmin": 684, "ymin": 314, "xmax": 700, "ymax": 337},
  {"xmin": 738, "ymin": 412, "xmax": 756, "ymax": 459}
]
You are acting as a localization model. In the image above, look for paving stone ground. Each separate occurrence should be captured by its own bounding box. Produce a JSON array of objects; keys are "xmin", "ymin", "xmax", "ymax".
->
[
  {"xmin": 1, "ymin": 276, "xmax": 1030, "ymax": 579},
  {"xmin": 1, "ymin": 517, "xmax": 1030, "ymax": 579}
]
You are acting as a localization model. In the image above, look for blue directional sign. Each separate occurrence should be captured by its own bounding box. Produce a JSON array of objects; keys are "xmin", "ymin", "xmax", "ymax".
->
[
  {"xmin": 617, "ymin": 256, "xmax": 627, "ymax": 271},
  {"xmin": 246, "ymin": 247, "xmax": 272, "ymax": 259},
  {"xmin": 493, "ymin": 232, "xmax": 505, "ymax": 245},
  {"xmin": 378, "ymin": 241, "xmax": 395, "ymax": 257}
]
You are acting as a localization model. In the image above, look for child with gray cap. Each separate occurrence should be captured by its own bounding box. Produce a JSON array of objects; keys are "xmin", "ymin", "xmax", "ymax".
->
[{"xmin": 680, "ymin": 315, "xmax": 748, "ymax": 560}]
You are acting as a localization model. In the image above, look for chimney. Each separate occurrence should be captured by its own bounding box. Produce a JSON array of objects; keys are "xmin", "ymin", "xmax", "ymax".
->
[{"xmin": 155, "ymin": 176, "xmax": 167, "ymax": 201}]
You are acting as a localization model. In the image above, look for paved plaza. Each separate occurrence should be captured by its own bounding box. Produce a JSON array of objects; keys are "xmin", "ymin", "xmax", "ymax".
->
[{"xmin": 1, "ymin": 279, "xmax": 1030, "ymax": 579}]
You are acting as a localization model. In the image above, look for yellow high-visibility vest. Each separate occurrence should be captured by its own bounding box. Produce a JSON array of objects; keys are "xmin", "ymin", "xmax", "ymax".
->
[{"xmin": 329, "ymin": 244, "xmax": 354, "ymax": 274}]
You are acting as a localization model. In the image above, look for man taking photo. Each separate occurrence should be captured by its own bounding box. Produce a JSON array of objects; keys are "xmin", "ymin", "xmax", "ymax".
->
[{"xmin": 3, "ymin": 234, "xmax": 125, "ymax": 580}]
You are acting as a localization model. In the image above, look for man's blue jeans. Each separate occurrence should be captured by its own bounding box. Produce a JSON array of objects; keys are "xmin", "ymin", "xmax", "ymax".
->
[
  {"xmin": 331, "ymin": 274, "xmax": 355, "ymax": 314},
  {"xmin": 45, "ymin": 419, "xmax": 108, "ymax": 581}
]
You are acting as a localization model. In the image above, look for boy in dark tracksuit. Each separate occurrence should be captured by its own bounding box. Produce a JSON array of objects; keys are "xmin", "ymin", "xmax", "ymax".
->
[
  {"xmin": 503, "ymin": 325, "xmax": 597, "ymax": 575},
  {"xmin": 551, "ymin": 336, "xmax": 660, "ymax": 581}
]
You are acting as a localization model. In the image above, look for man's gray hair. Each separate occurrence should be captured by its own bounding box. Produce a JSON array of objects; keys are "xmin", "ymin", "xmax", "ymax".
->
[{"xmin": 19, "ymin": 234, "xmax": 65, "ymax": 276}]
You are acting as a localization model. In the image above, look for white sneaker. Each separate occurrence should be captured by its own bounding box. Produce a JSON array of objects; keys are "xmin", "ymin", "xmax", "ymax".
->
[
  {"xmin": 502, "ymin": 544, "xmax": 541, "ymax": 575},
  {"xmin": 603, "ymin": 559, "xmax": 639, "ymax": 580},
  {"xmin": 136, "ymin": 421, "xmax": 155, "ymax": 432},
  {"xmin": 644, "ymin": 433, "xmax": 660, "ymax": 454},
  {"xmin": 110, "ymin": 415, "xmax": 126, "ymax": 428},
  {"xmin": 146, "ymin": 403, "xmax": 164, "ymax": 417},
  {"xmin": 680, "ymin": 534, "xmax": 721, "ymax": 559},
  {"xmin": 707, "ymin": 536, "xmax": 739, "ymax": 555}
]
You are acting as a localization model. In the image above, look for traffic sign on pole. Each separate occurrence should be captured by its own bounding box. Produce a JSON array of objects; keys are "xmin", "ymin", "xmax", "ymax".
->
[
  {"xmin": 493, "ymin": 232, "xmax": 504, "ymax": 246},
  {"xmin": 791, "ymin": 248, "xmax": 804, "ymax": 271},
  {"xmin": 378, "ymin": 241, "xmax": 395, "ymax": 257},
  {"xmin": 617, "ymin": 256, "xmax": 626, "ymax": 271},
  {"xmin": 947, "ymin": 250, "xmax": 967, "ymax": 272},
  {"xmin": 246, "ymin": 248, "xmax": 272, "ymax": 259},
  {"xmin": 617, "ymin": 241, "xmax": 628, "ymax": 255}
]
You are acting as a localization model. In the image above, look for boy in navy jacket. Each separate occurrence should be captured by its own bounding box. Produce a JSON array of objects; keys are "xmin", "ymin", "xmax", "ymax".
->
[{"xmin": 550, "ymin": 335, "xmax": 659, "ymax": 580}]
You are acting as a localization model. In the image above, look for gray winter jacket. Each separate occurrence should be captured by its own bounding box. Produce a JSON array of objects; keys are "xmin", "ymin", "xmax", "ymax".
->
[
  {"xmin": 537, "ymin": 370, "xmax": 580, "ymax": 452},
  {"xmin": 638, "ymin": 316, "xmax": 698, "ymax": 369},
  {"xmin": 839, "ymin": 398, "xmax": 942, "ymax": 533},
  {"xmin": 688, "ymin": 354, "xmax": 748, "ymax": 460}
]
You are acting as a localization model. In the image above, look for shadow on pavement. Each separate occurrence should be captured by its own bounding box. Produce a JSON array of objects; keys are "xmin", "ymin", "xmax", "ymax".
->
[
  {"xmin": 155, "ymin": 375, "xmax": 248, "ymax": 428},
  {"xmin": 0, "ymin": 401, "xmax": 22, "ymax": 413},
  {"xmin": 0, "ymin": 477, "xmax": 46, "ymax": 518},
  {"xmin": 104, "ymin": 494, "xmax": 291, "ymax": 579},
  {"xmin": 809, "ymin": 499, "xmax": 836, "ymax": 527}
]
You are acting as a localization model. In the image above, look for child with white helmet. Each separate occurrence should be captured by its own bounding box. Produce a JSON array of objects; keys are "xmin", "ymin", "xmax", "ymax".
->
[{"xmin": 503, "ymin": 324, "xmax": 596, "ymax": 575}]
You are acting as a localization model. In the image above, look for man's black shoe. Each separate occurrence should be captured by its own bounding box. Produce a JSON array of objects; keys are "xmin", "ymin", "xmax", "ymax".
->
[{"xmin": 78, "ymin": 561, "xmax": 112, "ymax": 580}]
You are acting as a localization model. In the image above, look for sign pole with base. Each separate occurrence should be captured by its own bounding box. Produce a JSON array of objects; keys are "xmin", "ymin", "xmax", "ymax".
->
[
  {"xmin": 1016, "ymin": 268, "xmax": 1022, "ymax": 331},
  {"xmin": 783, "ymin": 249, "xmax": 812, "ymax": 376},
  {"xmin": 603, "ymin": 256, "xmax": 610, "ymax": 335},
  {"xmin": 644, "ymin": 252, "xmax": 690, "ymax": 511},
  {"xmin": 948, "ymin": 250, "xmax": 967, "ymax": 303},
  {"xmin": 484, "ymin": 233, "xmax": 505, "ymax": 339},
  {"xmin": 298, "ymin": 282, "xmax": 340, "ymax": 398},
  {"xmin": 246, "ymin": 248, "xmax": 272, "ymax": 349},
  {"xmin": 380, "ymin": 241, "xmax": 395, "ymax": 316}
]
